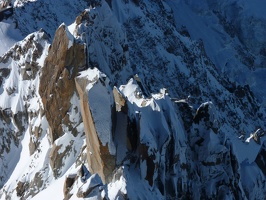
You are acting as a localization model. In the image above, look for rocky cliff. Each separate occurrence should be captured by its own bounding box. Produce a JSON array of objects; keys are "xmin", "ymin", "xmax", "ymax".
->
[{"xmin": 0, "ymin": 0, "xmax": 266, "ymax": 199}]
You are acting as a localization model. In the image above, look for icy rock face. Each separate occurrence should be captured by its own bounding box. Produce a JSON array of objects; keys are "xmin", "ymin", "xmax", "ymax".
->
[
  {"xmin": 207, "ymin": 0, "xmax": 266, "ymax": 62},
  {"xmin": 12, "ymin": 0, "xmax": 90, "ymax": 38},
  {"xmin": 187, "ymin": 102, "xmax": 242, "ymax": 199},
  {"xmin": 169, "ymin": 0, "xmax": 266, "ymax": 105},
  {"xmin": 72, "ymin": 2, "xmax": 132, "ymax": 84},
  {"xmin": 114, "ymin": 80, "xmax": 242, "ymax": 199},
  {"xmin": 78, "ymin": 1, "xmax": 265, "ymax": 199}
]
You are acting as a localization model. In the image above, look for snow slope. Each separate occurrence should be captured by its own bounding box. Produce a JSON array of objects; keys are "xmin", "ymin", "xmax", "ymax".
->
[{"xmin": 0, "ymin": 18, "xmax": 23, "ymax": 56}]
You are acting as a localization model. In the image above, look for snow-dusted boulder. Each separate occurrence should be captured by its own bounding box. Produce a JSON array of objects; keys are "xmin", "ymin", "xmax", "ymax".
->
[{"xmin": 76, "ymin": 173, "xmax": 102, "ymax": 198}]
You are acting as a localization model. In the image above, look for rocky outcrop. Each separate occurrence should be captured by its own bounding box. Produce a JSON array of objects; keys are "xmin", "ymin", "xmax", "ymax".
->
[
  {"xmin": 63, "ymin": 173, "xmax": 77, "ymax": 200},
  {"xmin": 28, "ymin": 121, "xmax": 42, "ymax": 155},
  {"xmin": 75, "ymin": 72, "xmax": 116, "ymax": 183},
  {"xmin": 16, "ymin": 181, "xmax": 29, "ymax": 197},
  {"xmin": 63, "ymin": 165, "xmax": 105, "ymax": 199},
  {"xmin": 37, "ymin": 23, "xmax": 87, "ymax": 182},
  {"xmin": 50, "ymin": 144, "xmax": 65, "ymax": 178},
  {"xmin": 39, "ymin": 24, "xmax": 86, "ymax": 143},
  {"xmin": 76, "ymin": 173, "xmax": 102, "ymax": 198}
]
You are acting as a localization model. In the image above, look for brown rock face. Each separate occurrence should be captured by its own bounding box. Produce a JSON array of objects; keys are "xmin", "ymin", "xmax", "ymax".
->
[
  {"xmin": 75, "ymin": 76, "xmax": 115, "ymax": 183},
  {"xmin": 39, "ymin": 24, "xmax": 86, "ymax": 143}
]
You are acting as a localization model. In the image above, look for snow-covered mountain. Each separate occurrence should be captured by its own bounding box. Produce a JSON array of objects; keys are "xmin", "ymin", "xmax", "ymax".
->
[{"xmin": 0, "ymin": 0, "xmax": 266, "ymax": 199}]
